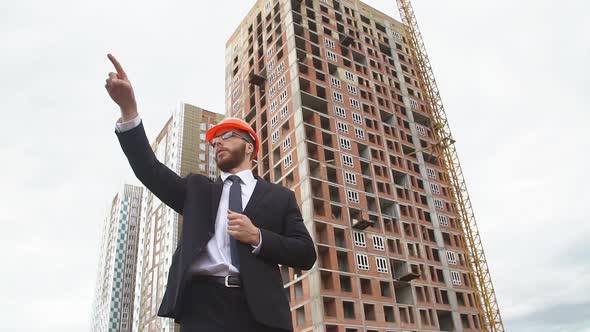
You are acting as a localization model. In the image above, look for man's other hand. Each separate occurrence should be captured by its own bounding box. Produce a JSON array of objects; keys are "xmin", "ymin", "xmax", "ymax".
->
[{"xmin": 227, "ymin": 210, "xmax": 260, "ymax": 246}]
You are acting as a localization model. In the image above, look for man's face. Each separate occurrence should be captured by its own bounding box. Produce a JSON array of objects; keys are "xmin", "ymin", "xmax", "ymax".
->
[{"xmin": 213, "ymin": 130, "xmax": 249, "ymax": 172}]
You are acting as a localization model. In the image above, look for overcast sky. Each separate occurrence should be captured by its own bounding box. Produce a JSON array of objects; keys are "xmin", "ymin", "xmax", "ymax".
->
[{"xmin": 1, "ymin": 0, "xmax": 588, "ymax": 331}]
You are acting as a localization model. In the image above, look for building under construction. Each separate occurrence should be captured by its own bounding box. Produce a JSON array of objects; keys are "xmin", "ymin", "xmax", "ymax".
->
[{"xmin": 226, "ymin": 0, "xmax": 503, "ymax": 331}]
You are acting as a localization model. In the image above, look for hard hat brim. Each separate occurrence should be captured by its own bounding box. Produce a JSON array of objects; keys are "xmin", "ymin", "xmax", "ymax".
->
[{"xmin": 206, "ymin": 120, "xmax": 259, "ymax": 157}]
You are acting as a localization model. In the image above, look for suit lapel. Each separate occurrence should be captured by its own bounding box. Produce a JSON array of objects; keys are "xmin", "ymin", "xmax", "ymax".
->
[
  {"xmin": 211, "ymin": 176, "xmax": 223, "ymax": 228},
  {"xmin": 211, "ymin": 175, "xmax": 269, "ymax": 226},
  {"xmin": 243, "ymin": 176, "xmax": 270, "ymax": 218}
]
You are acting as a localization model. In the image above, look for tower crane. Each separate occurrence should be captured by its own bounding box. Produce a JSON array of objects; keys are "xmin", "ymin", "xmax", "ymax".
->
[{"xmin": 394, "ymin": 0, "xmax": 505, "ymax": 330}]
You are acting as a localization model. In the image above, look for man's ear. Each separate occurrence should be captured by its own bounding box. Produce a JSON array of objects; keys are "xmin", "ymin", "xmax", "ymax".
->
[{"xmin": 246, "ymin": 142, "xmax": 254, "ymax": 157}]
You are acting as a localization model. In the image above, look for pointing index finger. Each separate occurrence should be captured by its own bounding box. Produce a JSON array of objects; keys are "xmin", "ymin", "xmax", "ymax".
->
[{"xmin": 107, "ymin": 53, "xmax": 128, "ymax": 79}]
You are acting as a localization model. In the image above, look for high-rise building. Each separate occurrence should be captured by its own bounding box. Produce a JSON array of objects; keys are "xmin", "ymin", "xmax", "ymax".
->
[
  {"xmin": 226, "ymin": 0, "xmax": 485, "ymax": 331},
  {"xmin": 91, "ymin": 184, "xmax": 144, "ymax": 332},
  {"xmin": 131, "ymin": 103, "xmax": 224, "ymax": 332}
]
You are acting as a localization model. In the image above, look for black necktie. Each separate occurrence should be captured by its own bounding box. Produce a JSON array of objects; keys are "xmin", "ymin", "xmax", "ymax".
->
[{"xmin": 228, "ymin": 175, "xmax": 242, "ymax": 270}]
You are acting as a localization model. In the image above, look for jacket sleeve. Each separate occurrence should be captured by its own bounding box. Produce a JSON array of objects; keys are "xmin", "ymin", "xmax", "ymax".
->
[
  {"xmin": 115, "ymin": 121, "xmax": 187, "ymax": 215},
  {"xmin": 257, "ymin": 190, "xmax": 317, "ymax": 270}
]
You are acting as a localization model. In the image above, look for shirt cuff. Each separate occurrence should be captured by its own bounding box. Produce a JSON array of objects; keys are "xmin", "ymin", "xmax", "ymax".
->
[
  {"xmin": 251, "ymin": 229, "xmax": 262, "ymax": 255},
  {"xmin": 115, "ymin": 114, "xmax": 141, "ymax": 133}
]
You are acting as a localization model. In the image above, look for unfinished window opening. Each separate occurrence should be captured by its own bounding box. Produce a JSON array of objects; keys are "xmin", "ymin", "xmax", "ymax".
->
[
  {"xmin": 318, "ymin": 245, "xmax": 331, "ymax": 269},
  {"xmin": 436, "ymin": 268, "xmax": 445, "ymax": 283},
  {"xmin": 296, "ymin": 306, "xmax": 305, "ymax": 325},
  {"xmin": 461, "ymin": 313, "xmax": 471, "ymax": 328},
  {"xmin": 329, "ymin": 185, "xmax": 341, "ymax": 203},
  {"xmin": 315, "ymin": 222, "xmax": 328, "ymax": 244},
  {"xmin": 437, "ymin": 310, "xmax": 454, "ymax": 331},
  {"xmin": 384, "ymin": 305, "xmax": 395, "ymax": 322},
  {"xmin": 380, "ymin": 280, "xmax": 391, "ymax": 297},
  {"xmin": 363, "ymin": 303, "xmax": 376, "ymax": 320},
  {"xmin": 394, "ymin": 282, "xmax": 414, "ymax": 305},
  {"xmin": 456, "ymin": 291, "xmax": 466, "ymax": 306},
  {"xmin": 360, "ymin": 278, "xmax": 372, "ymax": 295},
  {"xmin": 441, "ymin": 290, "xmax": 449, "ymax": 304},
  {"xmin": 337, "ymin": 250, "xmax": 349, "ymax": 272},
  {"xmin": 339, "ymin": 274, "xmax": 352, "ymax": 292},
  {"xmin": 294, "ymin": 280, "xmax": 303, "ymax": 299},
  {"xmin": 333, "ymin": 227, "xmax": 345, "ymax": 247},
  {"xmin": 399, "ymin": 306, "xmax": 415, "ymax": 324},
  {"xmin": 343, "ymin": 301, "xmax": 355, "ymax": 319},
  {"xmin": 323, "ymin": 297, "xmax": 337, "ymax": 317},
  {"xmin": 330, "ymin": 204, "xmax": 342, "ymax": 221},
  {"xmin": 321, "ymin": 270, "xmax": 334, "ymax": 290}
]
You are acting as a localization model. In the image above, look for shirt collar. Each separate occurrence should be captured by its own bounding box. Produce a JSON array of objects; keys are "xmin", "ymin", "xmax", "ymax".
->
[{"xmin": 220, "ymin": 169, "xmax": 255, "ymax": 184}]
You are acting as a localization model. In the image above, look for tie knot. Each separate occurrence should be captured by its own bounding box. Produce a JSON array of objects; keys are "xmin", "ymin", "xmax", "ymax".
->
[{"xmin": 227, "ymin": 175, "xmax": 241, "ymax": 184}]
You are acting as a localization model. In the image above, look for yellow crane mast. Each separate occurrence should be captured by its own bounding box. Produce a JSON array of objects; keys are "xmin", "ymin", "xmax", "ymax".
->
[{"xmin": 394, "ymin": 0, "xmax": 505, "ymax": 330}]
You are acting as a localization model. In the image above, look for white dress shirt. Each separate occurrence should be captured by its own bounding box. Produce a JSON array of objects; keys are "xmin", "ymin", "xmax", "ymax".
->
[{"xmin": 116, "ymin": 116, "xmax": 262, "ymax": 276}]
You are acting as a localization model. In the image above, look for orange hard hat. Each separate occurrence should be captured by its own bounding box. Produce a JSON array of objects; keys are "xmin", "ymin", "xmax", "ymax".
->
[{"xmin": 206, "ymin": 117, "xmax": 259, "ymax": 157}]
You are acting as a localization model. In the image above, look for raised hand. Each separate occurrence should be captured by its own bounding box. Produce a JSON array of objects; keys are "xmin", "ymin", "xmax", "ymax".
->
[{"xmin": 105, "ymin": 53, "xmax": 138, "ymax": 121}]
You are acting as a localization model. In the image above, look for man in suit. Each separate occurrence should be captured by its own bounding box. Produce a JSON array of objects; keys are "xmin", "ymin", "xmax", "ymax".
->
[{"xmin": 105, "ymin": 54, "xmax": 316, "ymax": 332}]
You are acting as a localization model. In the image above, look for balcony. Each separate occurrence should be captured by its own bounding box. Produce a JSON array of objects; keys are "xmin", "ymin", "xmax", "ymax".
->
[{"xmin": 350, "ymin": 208, "xmax": 370, "ymax": 230}]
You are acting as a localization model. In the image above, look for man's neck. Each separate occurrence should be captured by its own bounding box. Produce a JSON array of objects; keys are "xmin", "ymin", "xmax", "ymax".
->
[{"xmin": 226, "ymin": 164, "xmax": 252, "ymax": 175}]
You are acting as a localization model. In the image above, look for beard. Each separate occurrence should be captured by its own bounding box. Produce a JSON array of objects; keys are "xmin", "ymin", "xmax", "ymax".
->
[{"xmin": 216, "ymin": 143, "xmax": 247, "ymax": 172}]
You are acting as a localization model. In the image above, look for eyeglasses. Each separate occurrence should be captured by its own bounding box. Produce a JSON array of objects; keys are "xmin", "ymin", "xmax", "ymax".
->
[{"xmin": 210, "ymin": 130, "xmax": 252, "ymax": 148}]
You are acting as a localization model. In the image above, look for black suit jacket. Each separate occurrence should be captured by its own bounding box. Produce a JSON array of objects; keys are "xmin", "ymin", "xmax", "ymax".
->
[{"xmin": 116, "ymin": 122, "xmax": 316, "ymax": 331}]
